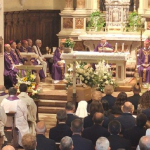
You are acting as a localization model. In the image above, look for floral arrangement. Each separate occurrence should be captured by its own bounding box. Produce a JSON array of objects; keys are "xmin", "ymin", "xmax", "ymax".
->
[
  {"xmin": 65, "ymin": 60, "xmax": 116, "ymax": 92},
  {"xmin": 95, "ymin": 60, "xmax": 116, "ymax": 92},
  {"xmin": 65, "ymin": 61, "xmax": 97, "ymax": 87},
  {"xmin": 61, "ymin": 38, "xmax": 75, "ymax": 48},
  {"xmin": 16, "ymin": 70, "xmax": 40, "ymax": 99}
]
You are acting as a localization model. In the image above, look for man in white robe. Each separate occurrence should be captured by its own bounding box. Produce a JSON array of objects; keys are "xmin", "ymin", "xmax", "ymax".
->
[
  {"xmin": 17, "ymin": 83, "xmax": 37, "ymax": 135},
  {"xmin": 0, "ymin": 85, "xmax": 8, "ymax": 104},
  {"xmin": 1, "ymin": 87, "xmax": 29, "ymax": 147},
  {"xmin": 33, "ymin": 39, "xmax": 47, "ymax": 77}
]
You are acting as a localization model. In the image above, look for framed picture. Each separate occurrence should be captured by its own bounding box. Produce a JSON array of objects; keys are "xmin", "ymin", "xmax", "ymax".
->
[{"xmin": 0, "ymin": 36, "xmax": 3, "ymax": 56}]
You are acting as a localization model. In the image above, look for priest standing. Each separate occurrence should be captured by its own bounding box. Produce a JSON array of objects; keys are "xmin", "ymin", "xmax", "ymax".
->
[
  {"xmin": 137, "ymin": 39, "xmax": 150, "ymax": 83},
  {"xmin": 18, "ymin": 83, "xmax": 37, "ymax": 135}
]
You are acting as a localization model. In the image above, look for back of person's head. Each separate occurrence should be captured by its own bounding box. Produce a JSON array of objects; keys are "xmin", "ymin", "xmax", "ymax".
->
[
  {"xmin": 92, "ymin": 91, "xmax": 102, "ymax": 101},
  {"xmin": 122, "ymin": 102, "xmax": 134, "ymax": 113},
  {"xmin": 104, "ymin": 85, "xmax": 114, "ymax": 95},
  {"xmin": 90, "ymin": 100, "xmax": 104, "ymax": 117},
  {"xmin": 8, "ymin": 87, "xmax": 17, "ymax": 95},
  {"xmin": 60, "ymin": 136, "xmax": 73, "ymax": 150},
  {"xmin": 102, "ymin": 100, "xmax": 109, "ymax": 111},
  {"xmin": 19, "ymin": 83, "xmax": 27, "ymax": 92},
  {"xmin": 115, "ymin": 92, "xmax": 127, "ymax": 107},
  {"xmin": 93, "ymin": 112, "xmax": 104, "ymax": 125},
  {"xmin": 22, "ymin": 133, "xmax": 36, "ymax": 150},
  {"xmin": 35, "ymin": 121, "xmax": 46, "ymax": 134},
  {"xmin": 57, "ymin": 110, "xmax": 67, "ymax": 122},
  {"xmin": 140, "ymin": 91, "xmax": 150, "ymax": 109},
  {"xmin": 71, "ymin": 119, "xmax": 83, "ymax": 133},
  {"xmin": 133, "ymin": 84, "xmax": 141, "ymax": 94},
  {"xmin": 0, "ymin": 85, "xmax": 6, "ymax": 92},
  {"xmin": 65, "ymin": 101, "xmax": 75, "ymax": 112},
  {"xmin": 136, "ymin": 113, "xmax": 147, "ymax": 128},
  {"xmin": 96, "ymin": 137, "xmax": 110, "ymax": 150},
  {"xmin": 108, "ymin": 120, "xmax": 121, "ymax": 135},
  {"xmin": 2, "ymin": 145, "xmax": 15, "ymax": 150},
  {"xmin": 139, "ymin": 136, "xmax": 150, "ymax": 150}
]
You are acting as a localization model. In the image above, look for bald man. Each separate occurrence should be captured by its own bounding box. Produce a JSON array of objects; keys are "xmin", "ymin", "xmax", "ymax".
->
[
  {"xmin": 92, "ymin": 91, "xmax": 102, "ymax": 101},
  {"xmin": 4, "ymin": 44, "xmax": 18, "ymax": 86},
  {"xmin": 36, "ymin": 121, "xmax": 56, "ymax": 150},
  {"xmin": 82, "ymin": 112, "xmax": 110, "ymax": 145},
  {"xmin": 2, "ymin": 145, "xmax": 15, "ymax": 150},
  {"xmin": 139, "ymin": 136, "xmax": 150, "ymax": 150},
  {"xmin": 116, "ymin": 102, "xmax": 135, "ymax": 134}
]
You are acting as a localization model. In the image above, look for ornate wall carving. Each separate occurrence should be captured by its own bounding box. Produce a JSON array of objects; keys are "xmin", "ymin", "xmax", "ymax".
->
[
  {"xmin": 73, "ymin": 41, "xmax": 85, "ymax": 51},
  {"xmin": 4, "ymin": 10, "xmax": 61, "ymax": 52},
  {"xmin": 65, "ymin": 0, "xmax": 73, "ymax": 8},
  {"xmin": 63, "ymin": 18, "xmax": 73, "ymax": 28},
  {"xmin": 77, "ymin": 0, "xmax": 85, "ymax": 8},
  {"xmin": 75, "ymin": 18, "xmax": 84, "ymax": 29}
]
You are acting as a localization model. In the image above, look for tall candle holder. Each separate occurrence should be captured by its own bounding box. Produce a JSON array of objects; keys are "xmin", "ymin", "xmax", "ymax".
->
[
  {"xmin": 114, "ymin": 43, "xmax": 118, "ymax": 53},
  {"xmin": 121, "ymin": 43, "xmax": 124, "ymax": 53}
]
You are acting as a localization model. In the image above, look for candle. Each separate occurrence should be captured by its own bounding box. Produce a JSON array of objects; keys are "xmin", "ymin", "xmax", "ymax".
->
[
  {"xmin": 73, "ymin": 54, "xmax": 76, "ymax": 94},
  {"xmin": 115, "ymin": 43, "xmax": 118, "ymax": 52},
  {"xmin": 122, "ymin": 43, "xmax": 124, "ymax": 52}
]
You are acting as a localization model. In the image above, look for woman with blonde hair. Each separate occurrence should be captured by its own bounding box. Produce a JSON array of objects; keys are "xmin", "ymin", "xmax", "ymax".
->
[{"xmin": 101, "ymin": 85, "xmax": 116, "ymax": 109}]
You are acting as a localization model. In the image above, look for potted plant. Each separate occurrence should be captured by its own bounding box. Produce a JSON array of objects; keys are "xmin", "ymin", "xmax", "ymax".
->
[
  {"xmin": 87, "ymin": 10, "xmax": 105, "ymax": 31},
  {"xmin": 61, "ymin": 38, "xmax": 75, "ymax": 53}
]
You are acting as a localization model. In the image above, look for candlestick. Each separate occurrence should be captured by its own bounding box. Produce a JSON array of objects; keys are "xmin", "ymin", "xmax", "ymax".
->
[
  {"xmin": 122, "ymin": 43, "xmax": 124, "ymax": 53},
  {"xmin": 115, "ymin": 43, "xmax": 118, "ymax": 52}
]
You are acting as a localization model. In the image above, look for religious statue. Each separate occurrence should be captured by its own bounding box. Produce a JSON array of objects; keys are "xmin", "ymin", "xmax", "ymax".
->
[{"xmin": 137, "ymin": 39, "xmax": 150, "ymax": 83}]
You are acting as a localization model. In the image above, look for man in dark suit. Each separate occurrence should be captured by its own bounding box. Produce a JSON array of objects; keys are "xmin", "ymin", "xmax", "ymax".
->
[
  {"xmin": 60, "ymin": 136, "xmax": 74, "ymax": 150},
  {"xmin": 71, "ymin": 119, "xmax": 93, "ymax": 150},
  {"xmin": 128, "ymin": 84, "xmax": 141, "ymax": 110},
  {"xmin": 123, "ymin": 113, "xmax": 147, "ymax": 147},
  {"xmin": 107, "ymin": 120, "xmax": 131, "ymax": 150},
  {"xmin": 65, "ymin": 101, "xmax": 78, "ymax": 127},
  {"xmin": 36, "ymin": 121, "xmax": 56, "ymax": 150},
  {"xmin": 116, "ymin": 102, "xmax": 135, "ymax": 134},
  {"xmin": 49, "ymin": 110, "xmax": 72, "ymax": 142},
  {"xmin": 82, "ymin": 112, "xmax": 110, "ymax": 145}
]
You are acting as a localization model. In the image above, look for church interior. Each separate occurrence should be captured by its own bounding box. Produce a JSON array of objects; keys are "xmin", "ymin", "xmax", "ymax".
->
[{"xmin": 1, "ymin": 0, "xmax": 150, "ymax": 150}]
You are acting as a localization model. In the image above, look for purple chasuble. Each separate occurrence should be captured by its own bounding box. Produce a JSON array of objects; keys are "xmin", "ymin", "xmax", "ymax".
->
[
  {"xmin": 94, "ymin": 42, "xmax": 113, "ymax": 52},
  {"xmin": 10, "ymin": 49, "xmax": 22, "ymax": 65},
  {"xmin": 137, "ymin": 47, "xmax": 150, "ymax": 83},
  {"xmin": 52, "ymin": 48, "xmax": 65, "ymax": 80}
]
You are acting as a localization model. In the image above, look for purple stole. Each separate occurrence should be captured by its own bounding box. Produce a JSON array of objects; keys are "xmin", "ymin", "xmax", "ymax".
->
[{"xmin": 6, "ymin": 95, "xmax": 19, "ymax": 101}]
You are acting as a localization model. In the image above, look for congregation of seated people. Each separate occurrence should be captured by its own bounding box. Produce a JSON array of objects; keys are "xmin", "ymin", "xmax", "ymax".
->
[
  {"xmin": 1, "ymin": 83, "xmax": 150, "ymax": 150},
  {"xmin": 4, "ymin": 39, "xmax": 47, "ymax": 89}
]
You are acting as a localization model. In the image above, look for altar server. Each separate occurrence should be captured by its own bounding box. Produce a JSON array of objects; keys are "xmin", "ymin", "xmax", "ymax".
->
[
  {"xmin": 52, "ymin": 47, "xmax": 65, "ymax": 80},
  {"xmin": 1, "ymin": 87, "xmax": 29, "ymax": 147},
  {"xmin": 137, "ymin": 39, "xmax": 150, "ymax": 83},
  {"xmin": 33, "ymin": 39, "xmax": 47, "ymax": 77},
  {"xmin": 18, "ymin": 83, "xmax": 37, "ymax": 135},
  {"xmin": 4, "ymin": 44, "xmax": 18, "ymax": 85},
  {"xmin": 94, "ymin": 37, "xmax": 113, "ymax": 52}
]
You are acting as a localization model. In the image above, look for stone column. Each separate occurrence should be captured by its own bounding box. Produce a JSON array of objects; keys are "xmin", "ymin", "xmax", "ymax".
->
[
  {"xmin": 76, "ymin": 0, "xmax": 86, "ymax": 9},
  {"xmin": 0, "ymin": 0, "xmax": 4, "ymax": 85},
  {"xmin": 64, "ymin": 0, "xmax": 73, "ymax": 10},
  {"xmin": 138, "ymin": 0, "xmax": 148, "ymax": 14}
]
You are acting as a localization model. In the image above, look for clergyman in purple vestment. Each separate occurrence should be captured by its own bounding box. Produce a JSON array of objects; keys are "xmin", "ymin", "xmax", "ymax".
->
[
  {"xmin": 52, "ymin": 48, "xmax": 65, "ymax": 80},
  {"xmin": 137, "ymin": 39, "xmax": 150, "ymax": 83},
  {"xmin": 4, "ymin": 44, "xmax": 18, "ymax": 85},
  {"xmin": 94, "ymin": 37, "xmax": 113, "ymax": 52}
]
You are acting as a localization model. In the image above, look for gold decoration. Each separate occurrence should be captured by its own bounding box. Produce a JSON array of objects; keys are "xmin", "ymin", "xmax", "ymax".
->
[{"xmin": 75, "ymin": 18, "xmax": 84, "ymax": 29}]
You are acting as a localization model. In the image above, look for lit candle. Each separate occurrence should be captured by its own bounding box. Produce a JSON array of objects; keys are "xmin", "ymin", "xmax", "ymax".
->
[
  {"xmin": 115, "ymin": 43, "xmax": 118, "ymax": 52},
  {"xmin": 122, "ymin": 43, "xmax": 124, "ymax": 52}
]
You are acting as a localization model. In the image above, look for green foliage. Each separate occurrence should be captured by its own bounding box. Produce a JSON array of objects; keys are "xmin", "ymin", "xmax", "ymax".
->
[
  {"xmin": 61, "ymin": 38, "xmax": 75, "ymax": 48},
  {"xmin": 87, "ymin": 10, "xmax": 105, "ymax": 31}
]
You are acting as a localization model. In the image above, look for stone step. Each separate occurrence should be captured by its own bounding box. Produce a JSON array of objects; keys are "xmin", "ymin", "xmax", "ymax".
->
[
  {"xmin": 38, "ymin": 90, "xmax": 67, "ymax": 100},
  {"xmin": 38, "ymin": 106, "xmax": 65, "ymax": 114},
  {"xmin": 37, "ymin": 99, "xmax": 67, "ymax": 107}
]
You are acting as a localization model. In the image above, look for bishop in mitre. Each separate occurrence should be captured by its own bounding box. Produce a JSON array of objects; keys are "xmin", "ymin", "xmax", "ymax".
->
[
  {"xmin": 1, "ymin": 87, "xmax": 29, "ymax": 147},
  {"xmin": 18, "ymin": 83, "xmax": 37, "ymax": 135}
]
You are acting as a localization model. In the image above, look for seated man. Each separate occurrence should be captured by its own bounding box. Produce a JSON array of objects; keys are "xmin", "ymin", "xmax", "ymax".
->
[
  {"xmin": 33, "ymin": 39, "xmax": 47, "ymax": 77},
  {"xmin": 36, "ymin": 121, "xmax": 56, "ymax": 150},
  {"xmin": 17, "ymin": 84, "xmax": 37, "ymax": 135},
  {"xmin": 95, "ymin": 137, "xmax": 110, "ymax": 150},
  {"xmin": 137, "ymin": 39, "xmax": 150, "ymax": 83},
  {"xmin": 60, "ymin": 136, "xmax": 74, "ymax": 150},
  {"xmin": 94, "ymin": 37, "xmax": 113, "ymax": 52},
  {"xmin": 4, "ymin": 44, "xmax": 18, "ymax": 86},
  {"xmin": 49, "ymin": 110, "xmax": 72, "ymax": 142},
  {"xmin": 19, "ymin": 40, "xmax": 28, "ymax": 52},
  {"xmin": 52, "ymin": 47, "xmax": 65, "ymax": 81},
  {"xmin": 1, "ymin": 87, "xmax": 29, "ymax": 147}
]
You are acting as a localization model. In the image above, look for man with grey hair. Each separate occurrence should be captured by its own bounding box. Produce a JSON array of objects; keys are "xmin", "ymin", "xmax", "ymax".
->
[
  {"xmin": 33, "ymin": 39, "xmax": 47, "ymax": 77},
  {"xmin": 36, "ymin": 121, "xmax": 56, "ymax": 150},
  {"xmin": 60, "ymin": 136, "xmax": 74, "ymax": 150},
  {"xmin": 49, "ymin": 110, "xmax": 72, "ymax": 142},
  {"xmin": 95, "ymin": 137, "xmax": 110, "ymax": 150},
  {"xmin": 139, "ymin": 136, "xmax": 150, "ymax": 150}
]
